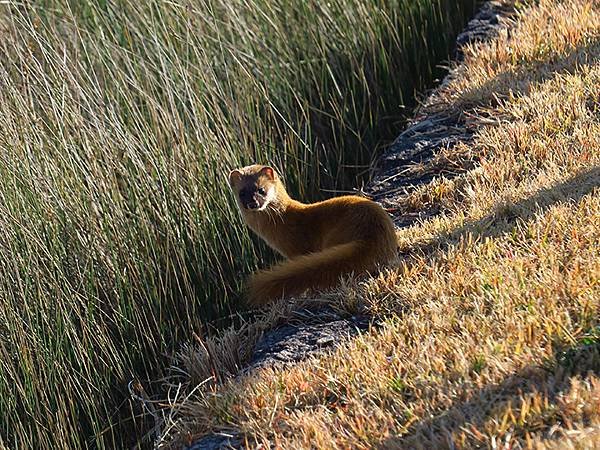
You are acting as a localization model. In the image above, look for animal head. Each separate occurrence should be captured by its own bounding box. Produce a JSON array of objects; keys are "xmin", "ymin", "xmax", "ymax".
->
[{"xmin": 228, "ymin": 164, "xmax": 279, "ymax": 211}]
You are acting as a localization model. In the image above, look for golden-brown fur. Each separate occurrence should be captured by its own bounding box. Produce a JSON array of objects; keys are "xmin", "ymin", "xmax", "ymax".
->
[{"xmin": 229, "ymin": 164, "xmax": 397, "ymax": 305}]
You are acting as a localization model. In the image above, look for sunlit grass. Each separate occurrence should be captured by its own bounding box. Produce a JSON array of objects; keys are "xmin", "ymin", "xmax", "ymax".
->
[{"xmin": 0, "ymin": 0, "xmax": 476, "ymax": 447}]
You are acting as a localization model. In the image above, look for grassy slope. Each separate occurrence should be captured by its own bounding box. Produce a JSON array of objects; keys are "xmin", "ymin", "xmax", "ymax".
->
[{"xmin": 161, "ymin": 0, "xmax": 600, "ymax": 448}]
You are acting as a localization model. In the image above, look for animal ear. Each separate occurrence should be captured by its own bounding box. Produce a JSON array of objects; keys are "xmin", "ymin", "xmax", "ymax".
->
[
  {"xmin": 229, "ymin": 169, "xmax": 242, "ymax": 185},
  {"xmin": 260, "ymin": 166, "xmax": 275, "ymax": 180}
]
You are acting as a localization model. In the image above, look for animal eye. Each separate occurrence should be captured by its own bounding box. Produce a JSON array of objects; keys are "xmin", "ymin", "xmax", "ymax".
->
[{"xmin": 257, "ymin": 188, "xmax": 266, "ymax": 195}]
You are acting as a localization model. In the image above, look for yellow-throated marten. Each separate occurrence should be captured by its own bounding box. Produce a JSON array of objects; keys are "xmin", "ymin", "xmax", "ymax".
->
[{"xmin": 229, "ymin": 164, "xmax": 397, "ymax": 305}]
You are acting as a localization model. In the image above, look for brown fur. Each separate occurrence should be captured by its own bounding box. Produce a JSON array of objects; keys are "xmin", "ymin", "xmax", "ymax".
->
[{"xmin": 229, "ymin": 164, "xmax": 397, "ymax": 305}]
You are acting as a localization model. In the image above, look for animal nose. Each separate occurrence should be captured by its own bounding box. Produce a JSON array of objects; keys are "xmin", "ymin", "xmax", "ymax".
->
[{"xmin": 247, "ymin": 201, "xmax": 259, "ymax": 209}]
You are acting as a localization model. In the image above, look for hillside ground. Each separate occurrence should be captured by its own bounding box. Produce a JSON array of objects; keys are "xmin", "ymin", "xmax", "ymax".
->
[{"xmin": 159, "ymin": 0, "xmax": 600, "ymax": 447}]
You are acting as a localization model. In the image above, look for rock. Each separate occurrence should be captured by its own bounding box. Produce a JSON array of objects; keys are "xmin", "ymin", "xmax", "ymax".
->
[
  {"xmin": 367, "ymin": 113, "xmax": 475, "ymax": 227},
  {"xmin": 367, "ymin": 1, "xmax": 514, "ymax": 228},
  {"xmin": 248, "ymin": 313, "xmax": 372, "ymax": 371},
  {"xmin": 455, "ymin": 1, "xmax": 515, "ymax": 60},
  {"xmin": 185, "ymin": 310, "xmax": 373, "ymax": 450},
  {"xmin": 185, "ymin": 433, "xmax": 241, "ymax": 450}
]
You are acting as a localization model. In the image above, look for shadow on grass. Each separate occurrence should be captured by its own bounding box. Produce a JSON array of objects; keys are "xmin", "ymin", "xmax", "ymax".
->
[
  {"xmin": 402, "ymin": 166, "xmax": 600, "ymax": 257},
  {"xmin": 377, "ymin": 168, "xmax": 600, "ymax": 448},
  {"xmin": 456, "ymin": 38, "xmax": 600, "ymax": 110},
  {"xmin": 370, "ymin": 37, "xmax": 600, "ymax": 230},
  {"xmin": 379, "ymin": 335, "xmax": 600, "ymax": 449}
]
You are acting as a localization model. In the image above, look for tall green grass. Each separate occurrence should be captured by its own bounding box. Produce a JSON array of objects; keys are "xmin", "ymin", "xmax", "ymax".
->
[{"xmin": 0, "ymin": 0, "xmax": 476, "ymax": 447}]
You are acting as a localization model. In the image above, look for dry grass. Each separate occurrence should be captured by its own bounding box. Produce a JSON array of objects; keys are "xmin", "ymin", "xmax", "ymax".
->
[{"xmin": 159, "ymin": 1, "xmax": 600, "ymax": 447}]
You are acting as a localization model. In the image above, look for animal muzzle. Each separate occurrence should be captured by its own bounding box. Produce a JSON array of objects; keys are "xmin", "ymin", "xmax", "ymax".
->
[{"xmin": 244, "ymin": 195, "xmax": 264, "ymax": 210}]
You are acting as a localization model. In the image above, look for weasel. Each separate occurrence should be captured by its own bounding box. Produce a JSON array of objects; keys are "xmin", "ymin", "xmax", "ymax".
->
[{"xmin": 229, "ymin": 164, "xmax": 397, "ymax": 305}]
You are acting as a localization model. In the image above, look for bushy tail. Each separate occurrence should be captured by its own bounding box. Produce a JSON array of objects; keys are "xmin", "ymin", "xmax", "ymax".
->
[{"xmin": 246, "ymin": 241, "xmax": 374, "ymax": 306}]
